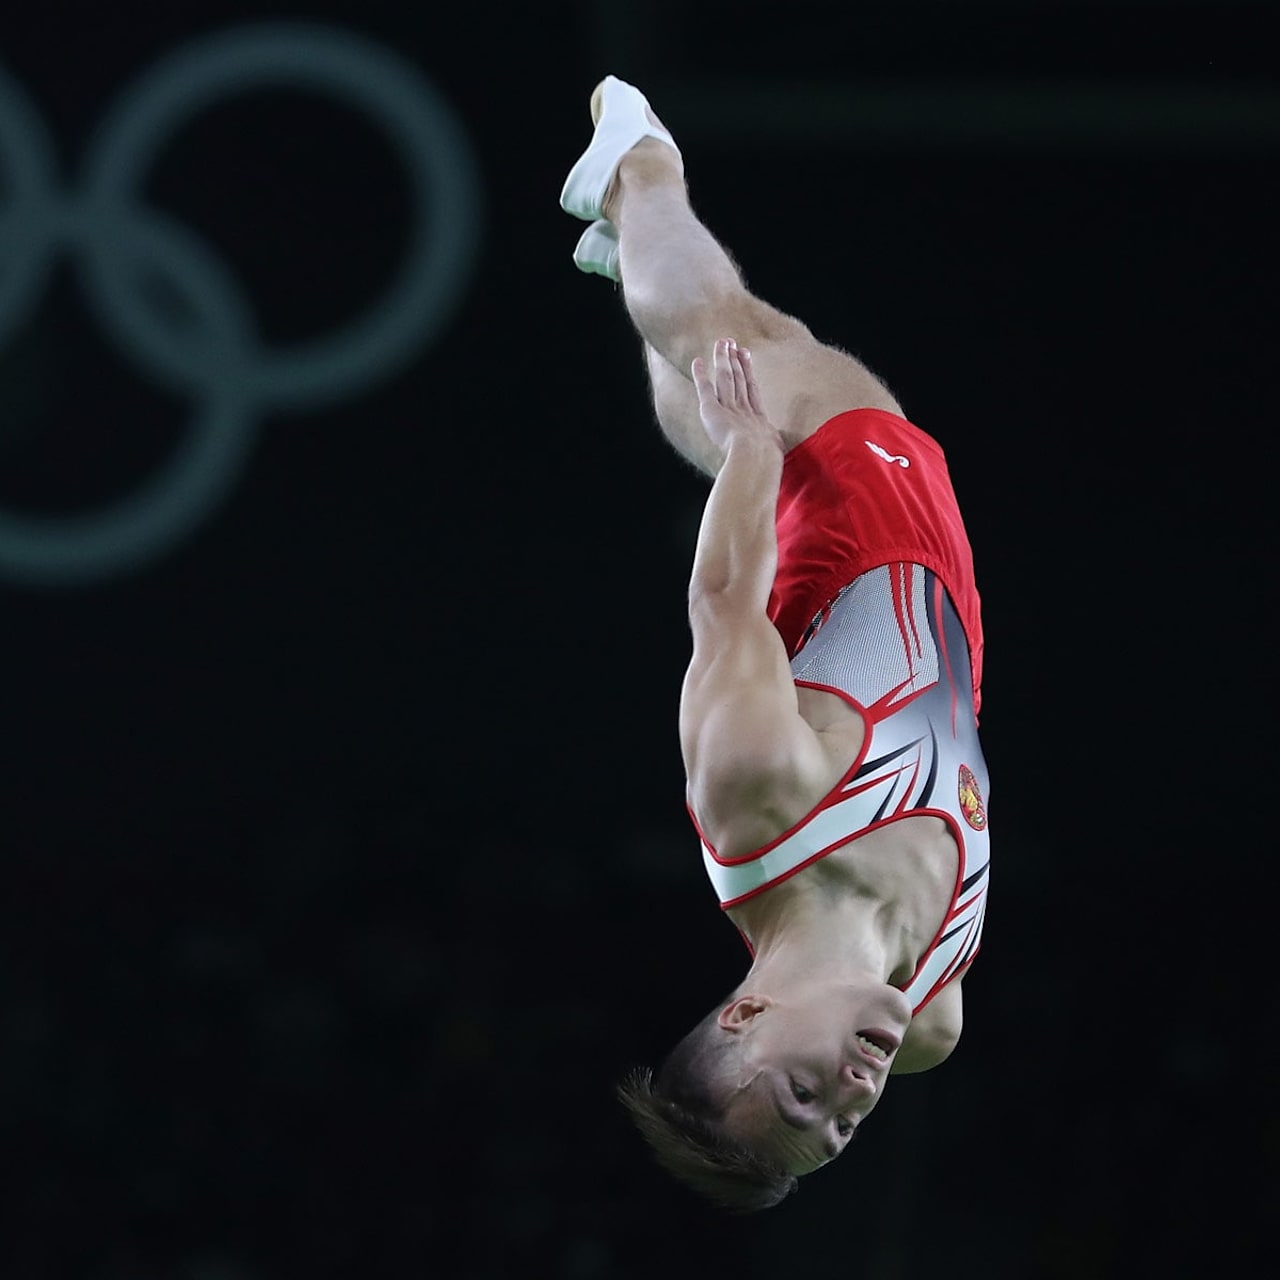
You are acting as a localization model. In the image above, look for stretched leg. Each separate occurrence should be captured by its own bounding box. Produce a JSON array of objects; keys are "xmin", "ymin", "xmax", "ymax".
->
[{"xmin": 603, "ymin": 126, "xmax": 902, "ymax": 460}]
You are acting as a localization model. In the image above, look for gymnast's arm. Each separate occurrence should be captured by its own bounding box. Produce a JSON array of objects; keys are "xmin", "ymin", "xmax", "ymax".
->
[{"xmin": 678, "ymin": 341, "xmax": 830, "ymax": 855}]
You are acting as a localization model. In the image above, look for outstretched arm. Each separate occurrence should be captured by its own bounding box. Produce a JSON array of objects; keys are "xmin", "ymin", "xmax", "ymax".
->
[{"xmin": 679, "ymin": 340, "xmax": 828, "ymax": 856}]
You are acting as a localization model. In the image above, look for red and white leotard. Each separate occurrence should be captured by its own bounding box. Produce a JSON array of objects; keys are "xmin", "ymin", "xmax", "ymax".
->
[{"xmin": 692, "ymin": 410, "xmax": 991, "ymax": 1014}]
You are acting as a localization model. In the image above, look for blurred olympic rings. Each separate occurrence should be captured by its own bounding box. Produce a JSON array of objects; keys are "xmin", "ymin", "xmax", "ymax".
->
[{"xmin": 0, "ymin": 22, "xmax": 480, "ymax": 585}]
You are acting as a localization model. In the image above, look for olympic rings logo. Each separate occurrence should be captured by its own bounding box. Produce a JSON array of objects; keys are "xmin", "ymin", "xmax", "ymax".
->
[{"xmin": 0, "ymin": 22, "xmax": 480, "ymax": 586}]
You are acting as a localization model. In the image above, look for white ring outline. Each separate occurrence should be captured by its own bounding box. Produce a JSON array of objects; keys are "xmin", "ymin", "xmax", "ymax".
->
[{"xmin": 0, "ymin": 22, "xmax": 481, "ymax": 585}]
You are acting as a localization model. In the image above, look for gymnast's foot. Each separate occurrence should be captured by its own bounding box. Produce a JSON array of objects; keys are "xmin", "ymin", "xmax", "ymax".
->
[
  {"xmin": 572, "ymin": 218, "xmax": 621, "ymax": 281},
  {"xmin": 560, "ymin": 74, "xmax": 682, "ymax": 226}
]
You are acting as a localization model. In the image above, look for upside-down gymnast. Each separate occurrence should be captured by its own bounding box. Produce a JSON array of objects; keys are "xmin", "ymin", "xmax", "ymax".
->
[{"xmin": 560, "ymin": 76, "xmax": 992, "ymax": 1211}]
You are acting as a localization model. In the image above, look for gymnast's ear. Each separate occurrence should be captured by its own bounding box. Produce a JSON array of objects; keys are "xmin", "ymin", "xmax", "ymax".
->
[{"xmin": 718, "ymin": 995, "xmax": 772, "ymax": 1031}]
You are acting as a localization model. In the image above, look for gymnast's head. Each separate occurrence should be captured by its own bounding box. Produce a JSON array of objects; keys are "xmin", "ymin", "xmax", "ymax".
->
[{"xmin": 617, "ymin": 979, "xmax": 908, "ymax": 1210}]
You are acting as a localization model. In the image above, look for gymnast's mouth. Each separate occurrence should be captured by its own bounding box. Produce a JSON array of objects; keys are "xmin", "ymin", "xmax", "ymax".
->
[{"xmin": 855, "ymin": 1030, "xmax": 897, "ymax": 1062}]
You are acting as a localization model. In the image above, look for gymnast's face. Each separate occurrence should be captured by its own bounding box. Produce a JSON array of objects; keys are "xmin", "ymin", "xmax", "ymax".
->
[{"xmin": 714, "ymin": 984, "xmax": 911, "ymax": 1174}]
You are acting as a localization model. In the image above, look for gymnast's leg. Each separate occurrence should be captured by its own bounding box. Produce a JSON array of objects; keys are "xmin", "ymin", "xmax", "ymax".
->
[
  {"xmin": 563, "ymin": 78, "xmax": 903, "ymax": 474},
  {"xmin": 643, "ymin": 341, "xmax": 723, "ymax": 477}
]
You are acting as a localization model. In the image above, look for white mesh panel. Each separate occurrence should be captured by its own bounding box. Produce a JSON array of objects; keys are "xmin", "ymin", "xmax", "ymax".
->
[{"xmin": 790, "ymin": 564, "xmax": 939, "ymax": 705}]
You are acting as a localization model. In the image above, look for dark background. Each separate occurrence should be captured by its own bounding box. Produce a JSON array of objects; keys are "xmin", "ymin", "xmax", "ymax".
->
[{"xmin": 1, "ymin": 2, "xmax": 1275, "ymax": 1277}]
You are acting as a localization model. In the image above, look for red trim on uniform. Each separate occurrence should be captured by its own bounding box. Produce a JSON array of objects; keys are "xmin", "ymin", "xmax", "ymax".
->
[
  {"xmin": 863, "ymin": 808, "xmax": 971, "ymax": 1008},
  {"xmin": 691, "ymin": 682, "xmax": 872, "ymax": 867},
  {"xmin": 913, "ymin": 945, "xmax": 981, "ymax": 1016},
  {"xmin": 909, "ymin": 970, "xmax": 955, "ymax": 1018},
  {"xmin": 710, "ymin": 806, "xmax": 910, "ymax": 910},
  {"xmin": 951, "ymin": 881, "xmax": 987, "ymax": 913},
  {"xmin": 903, "ymin": 563, "xmax": 925, "ymax": 659},
  {"xmin": 951, "ymin": 948, "xmax": 981, "ymax": 983},
  {"xmin": 863, "ymin": 675, "xmax": 932, "ymax": 723},
  {"xmin": 714, "ymin": 806, "xmax": 968, "ymax": 913},
  {"xmin": 890, "ymin": 564, "xmax": 916, "ymax": 678}
]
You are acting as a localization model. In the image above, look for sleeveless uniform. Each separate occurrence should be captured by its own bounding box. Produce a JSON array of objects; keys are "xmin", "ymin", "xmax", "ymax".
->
[{"xmin": 692, "ymin": 408, "xmax": 991, "ymax": 1014}]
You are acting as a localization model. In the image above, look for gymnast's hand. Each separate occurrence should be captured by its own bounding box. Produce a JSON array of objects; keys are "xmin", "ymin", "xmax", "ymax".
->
[{"xmin": 691, "ymin": 338, "xmax": 784, "ymax": 458}]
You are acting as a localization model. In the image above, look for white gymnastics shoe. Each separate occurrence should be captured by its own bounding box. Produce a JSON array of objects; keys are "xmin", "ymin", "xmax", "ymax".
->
[
  {"xmin": 560, "ymin": 75, "xmax": 679, "ymax": 222},
  {"xmin": 572, "ymin": 219, "xmax": 620, "ymax": 280}
]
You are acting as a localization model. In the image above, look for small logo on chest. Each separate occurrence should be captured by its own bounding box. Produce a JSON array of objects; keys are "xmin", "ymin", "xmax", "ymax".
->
[{"xmin": 957, "ymin": 764, "xmax": 987, "ymax": 830}]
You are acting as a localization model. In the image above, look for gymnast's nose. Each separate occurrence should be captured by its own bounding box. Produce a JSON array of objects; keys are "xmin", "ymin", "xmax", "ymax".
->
[{"xmin": 840, "ymin": 1063, "xmax": 876, "ymax": 1098}]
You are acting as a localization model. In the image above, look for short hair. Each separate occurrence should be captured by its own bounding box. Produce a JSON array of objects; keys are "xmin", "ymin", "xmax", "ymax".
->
[{"xmin": 616, "ymin": 999, "xmax": 799, "ymax": 1212}]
